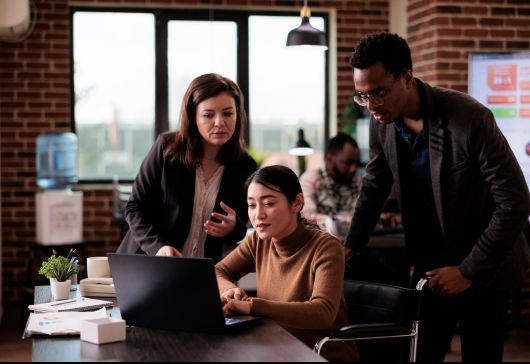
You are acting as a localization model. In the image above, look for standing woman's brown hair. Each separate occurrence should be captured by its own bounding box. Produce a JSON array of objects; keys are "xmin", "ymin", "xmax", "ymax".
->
[{"xmin": 164, "ymin": 73, "xmax": 247, "ymax": 169}]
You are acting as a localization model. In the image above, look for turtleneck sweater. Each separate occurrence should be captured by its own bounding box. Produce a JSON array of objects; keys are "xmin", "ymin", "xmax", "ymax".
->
[{"xmin": 215, "ymin": 219, "xmax": 359, "ymax": 362}]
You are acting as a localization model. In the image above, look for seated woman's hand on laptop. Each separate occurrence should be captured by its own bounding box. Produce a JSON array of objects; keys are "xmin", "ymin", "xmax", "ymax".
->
[
  {"xmin": 221, "ymin": 288, "xmax": 248, "ymax": 303},
  {"xmin": 156, "ymin": 246, "xmax": 183, "ymax": 257},
  {"xmin": 205, "ymin": 202, "xmax": 237, "ymax": 237}
]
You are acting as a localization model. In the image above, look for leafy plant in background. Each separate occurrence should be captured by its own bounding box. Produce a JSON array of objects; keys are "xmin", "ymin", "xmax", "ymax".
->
[
  {"xmin": 248, "ymin": 146, "xmax": 271, "ymax": 169},
  {"xmin": 340, "ymin": 96, "xmax": 367, "ymax": 139},
  {"xmin": 39, "ymin": 255, "xmax": 79, "ymax": 282}
]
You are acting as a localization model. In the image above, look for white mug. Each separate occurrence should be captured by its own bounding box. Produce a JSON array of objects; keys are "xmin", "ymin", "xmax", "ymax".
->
[{"xmin": 87, "ymin": 257, "xmax": 111, "ymax": 279}]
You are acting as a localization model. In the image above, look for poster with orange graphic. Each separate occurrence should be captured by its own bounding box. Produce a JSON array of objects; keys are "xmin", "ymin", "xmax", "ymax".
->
[
  {"xmin": 470, "ymin": 52, "xmax": 530, "ymax": 198},
  {"xmin": 487, "ymin": 64, "xmax": 517, "ymax": 91}
]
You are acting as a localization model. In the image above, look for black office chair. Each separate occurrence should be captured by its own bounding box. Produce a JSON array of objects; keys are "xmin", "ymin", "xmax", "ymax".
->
[{"xmin": 314, "ymin": 277, "xmax": 430, "ymax": 362}]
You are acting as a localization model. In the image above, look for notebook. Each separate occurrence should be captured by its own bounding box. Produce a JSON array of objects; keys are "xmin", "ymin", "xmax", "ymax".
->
[
  {"xmin": 29, "ymin": 298, "xmax": 113, "ymax": 313},
  {"xmin": 23, "ymin": 307, "xmax": 107, "ymax": 338}
]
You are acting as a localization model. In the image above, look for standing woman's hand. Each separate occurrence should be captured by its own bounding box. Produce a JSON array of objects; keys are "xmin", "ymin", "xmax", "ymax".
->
[
  {"xmin": 156, "ymin": 246, "xmax": 183, "ymax": 257},
  {"xmin": 205, "ymin": 202, "xmax": 237, "ymax": 237}
]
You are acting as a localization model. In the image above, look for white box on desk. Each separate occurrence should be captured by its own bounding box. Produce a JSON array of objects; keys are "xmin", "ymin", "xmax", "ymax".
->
[
  {"xmin": 36, "ymin": 189, "xmax": 83, "ymax": 245},
  {"xmin": 81, "ymin": 317, "xmax": 126, "ymax": 345}
]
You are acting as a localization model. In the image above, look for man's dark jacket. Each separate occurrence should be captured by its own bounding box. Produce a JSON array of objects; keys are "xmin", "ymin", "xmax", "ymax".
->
[
  {"xmin": 116, "ymin": 132, "xmax": 257, "ymax": 263},
  {"xmin": 345, "ymin": 78, "xmax": 530, "ymax": 290}
]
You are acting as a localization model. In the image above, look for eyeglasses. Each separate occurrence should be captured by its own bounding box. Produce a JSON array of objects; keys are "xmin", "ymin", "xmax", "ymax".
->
[{"xmin": 352, "ymin": 71, "xmax": 405, "ymax": 107}]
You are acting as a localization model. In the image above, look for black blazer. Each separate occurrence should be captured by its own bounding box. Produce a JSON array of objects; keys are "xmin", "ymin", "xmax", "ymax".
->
[
  {"xmin": 116, "ymin": 132, "xmax": 257, "ymax": 263},
  {"xmin": 345, "ymin": 78, "xmax": 530, "ymax": 290}
]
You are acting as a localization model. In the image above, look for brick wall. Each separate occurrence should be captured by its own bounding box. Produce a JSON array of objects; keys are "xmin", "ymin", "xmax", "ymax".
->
[
  {"xmin": 0, "ymin": 0, "xmax": 389, "ymax": 305},
  {"xmin": 408, "ymin": 0, "xmax": 530, "ymax": 92}
]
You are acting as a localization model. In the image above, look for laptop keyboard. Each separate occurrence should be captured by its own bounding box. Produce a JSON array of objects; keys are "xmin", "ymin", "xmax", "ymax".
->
[{"xmin": 224, "ymin": 316, "xmax": 256, "ymax": 326}]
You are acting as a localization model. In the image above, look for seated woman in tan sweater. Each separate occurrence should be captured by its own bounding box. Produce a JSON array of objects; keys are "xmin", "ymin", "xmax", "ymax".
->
[{"xmin": 215, "ymin": 165, "xmax": 360, "ymax": 362}]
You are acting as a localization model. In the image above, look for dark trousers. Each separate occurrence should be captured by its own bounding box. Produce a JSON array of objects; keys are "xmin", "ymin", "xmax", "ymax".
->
[{"xmin": 411, "ymin": 266, "xmax": 511, "ymax": 362}]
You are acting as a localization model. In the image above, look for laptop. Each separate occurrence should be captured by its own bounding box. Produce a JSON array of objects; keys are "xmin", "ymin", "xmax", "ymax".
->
[{"xmin": 107, "ymin": 253, "xmax": 262, "ymax": 334}]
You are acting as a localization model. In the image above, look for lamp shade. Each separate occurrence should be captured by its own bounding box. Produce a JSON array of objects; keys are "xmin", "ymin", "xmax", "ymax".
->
[
  {"xmin": 288, "ymin": 129, "xmax": 314, "ymax": 156},
  {"xmin": 286, "ymin": 17, "xmax": 328, "ymax": 50}
]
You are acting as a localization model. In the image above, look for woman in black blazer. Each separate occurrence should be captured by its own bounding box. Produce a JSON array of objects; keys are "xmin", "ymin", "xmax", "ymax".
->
[{"xmin": 117, "ymin": 74, "xmax": 256, "ymax": 263}]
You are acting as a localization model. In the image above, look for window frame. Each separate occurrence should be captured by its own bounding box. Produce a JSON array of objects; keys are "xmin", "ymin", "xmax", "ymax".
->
[{"xmin": 69, "ymin": 6, "xmax": 330, "ymax": 183}]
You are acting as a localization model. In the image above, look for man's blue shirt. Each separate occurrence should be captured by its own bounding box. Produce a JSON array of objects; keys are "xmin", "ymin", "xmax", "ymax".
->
[{"xmin": 393, "ymin": 85, "xmax": 442, "ymax": 232}]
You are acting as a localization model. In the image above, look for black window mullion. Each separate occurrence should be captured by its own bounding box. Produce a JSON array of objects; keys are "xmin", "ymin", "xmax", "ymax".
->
[
  {"xmin": 237, "ymin": 13, "xmax": 250, "ymax": 147},
  {"xmin": 155, "ymin": 12, "xmax": 169, "ymax": 138}
]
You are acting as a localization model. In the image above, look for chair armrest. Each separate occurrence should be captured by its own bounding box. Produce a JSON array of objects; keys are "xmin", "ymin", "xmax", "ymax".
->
[{"xmin": 330, "ymin": 323, "xmax": 411, "ymax": 340}]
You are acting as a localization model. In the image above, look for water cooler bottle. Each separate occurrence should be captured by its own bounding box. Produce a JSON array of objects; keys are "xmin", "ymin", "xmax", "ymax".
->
[{"xmin": 35, "ymin": 133, "xmax": 83, "ymax": 245}]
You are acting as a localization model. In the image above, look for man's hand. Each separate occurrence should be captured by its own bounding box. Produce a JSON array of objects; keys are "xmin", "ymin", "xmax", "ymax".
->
[
  {"xmin": 377, "ymin": 212, "xmax": 401, "ymax": 228},
  {"xmin": 344, "ymin": 246, "xmax": 356, "ymax": 262},
  {"xmin": 205, "ymin": 202, "xmax": 237, "ymax": 237},
  {"xmin": 426, "ymin": 266, "xmax": 473, "ymax": 299},
  {"xmin": 156, "ymin": 245, "xmax": 183, "ymax": 257}
]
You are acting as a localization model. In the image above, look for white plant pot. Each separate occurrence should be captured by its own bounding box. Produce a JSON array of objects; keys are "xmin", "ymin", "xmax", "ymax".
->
[{"xmin": 51, "ymin": 279, "xmax": 72, "ymax": 300}]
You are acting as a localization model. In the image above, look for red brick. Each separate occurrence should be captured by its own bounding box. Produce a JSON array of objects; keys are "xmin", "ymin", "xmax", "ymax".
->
[
  {"xmin": 463, "ymin": 6, "xmax": 488, "ymax": 14},
  {"xmin": 0, "ymin": 101, "xmax": 24, "ymax": 108},
  {"xmin": 18, "ymin": 72, "xmax": 42, "ymax": 79},
  {"xmin": 26, "ymin": 62, "xmax": 51, "ymax": 69},
  {"xmin": 0, "ymin": 51, "xmax": 16, "ymax": 59},
  {"xmin": 44, "ymin": 13, "xmax": 69, "ymax": 21},
  {"xmin": 26, "ymin": 122, "xmax": 51, "ymax": 128},
  {"xmin": 0, "ymin": 62, "xmax": 23, "ymax": 69},
  {"xmin": 45, "ymin": 112, "xmax": 69, "ymax": 118},
  {"xmin": 517, "ymin": 30, "xmax": 530, "ymax": 37},
  {"xmin": 491, "ymin": 7, "xmax": 516, "ymax": 15},
  {"xmin": 452, "ymin": 62, "xmax": 469, "ymax": 70},
  {"xmin": 17, "ymin": 92, "xmax": 41, "ymax": 98},
  {"xmin": 18, "ymin": 112, "xmax": 42, "ymax": 118},
  {"xmin": 44, "ymin": 92, "xmax": 68, "ymax": 99},
  {"xmin": 452, "ymin": 40, "xmax": 475, "ymax": 47},
  {"xmin": 26, "ymin": 43, "xmax": 51, "ymax": 50},
  {"xmin": 45, "ymin": 52, "xmax": 68, "ymax": 60},
  {"xmin": 507, "ymin": 41, "xmax": 530, "ymax": 48},
  {"xmin": 491, "ymin": 30, "xmax": 515, "ymax": 37},
  {"xmin": 479, "ymin": 18, "xmax": 504, "ymax": 26},
  {"xmin": 506, "ymin": 19, "xmax": 530, "ymax": 26},
  {"xmin": 27, "ymin": 82, "xmax": 51, "ymax": 88},
  {"xmin": 464, "ymin": 28, "xmax": 488, "ymax": 36},
  {"xmin": 28, "ymin": 102, "xmax": 52, "ymax": 108},
  {"xmin": 479, "ymin": 40, "xmax": 503, "ymax": 48},
  {"xmin": 18, "ymin": 52, "xmax": 42, "ymax": 59},
  {"xmin": 452, "ymin": 17, "xmax": 477, "ymax": 26},
  {"xmin": 45, "ymin": 34, "xmax": 68, "ymax": 41},
  {"xmin": 436, "ymin": 28, "xmax": 462, "ymax": 36}
]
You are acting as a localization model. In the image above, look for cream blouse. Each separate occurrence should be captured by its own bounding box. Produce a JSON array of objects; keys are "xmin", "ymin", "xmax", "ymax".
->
[{"xmin": 181, "ymin": 165, "xmax": 225, "ymax": 257}]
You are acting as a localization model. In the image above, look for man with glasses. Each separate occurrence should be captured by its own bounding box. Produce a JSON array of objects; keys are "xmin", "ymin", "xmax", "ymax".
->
[{"xmin": 343, "ymin": 32, "xmax": 530, "ymax": 362}]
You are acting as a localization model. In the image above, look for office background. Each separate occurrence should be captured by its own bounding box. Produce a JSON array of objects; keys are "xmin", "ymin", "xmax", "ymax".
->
[{"xmin": 1, "ymin": 0, "xmax": 530, "ymax": 329}]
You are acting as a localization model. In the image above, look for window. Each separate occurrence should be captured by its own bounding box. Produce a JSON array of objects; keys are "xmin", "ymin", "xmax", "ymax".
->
[
  {"xmin": 249, "ymin": 16, "xmax": 326, "ymax": 164},
  {"xmin": 73, "ymin": 12, "xmax": 155, "ymax": 180},
  {"xmin": 168, "ymin": 21, "xmax": 238, "ymax": 131},
  {"xmin": 71, "ymin": 8, "xmax": 329, "ymax": 182}
]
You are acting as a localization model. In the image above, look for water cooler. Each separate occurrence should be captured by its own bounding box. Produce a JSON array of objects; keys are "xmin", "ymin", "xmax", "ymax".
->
[{"xmin": 35, "ymin": 133, "xmax": 83, "ymax": 245}]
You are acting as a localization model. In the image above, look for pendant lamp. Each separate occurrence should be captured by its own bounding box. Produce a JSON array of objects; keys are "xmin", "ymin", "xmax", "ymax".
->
[
  {"xmin": 288, "ymin": 129, "xmax": 314, "ymax": 156},
  {"xmin": 286, "ymin": 2, "xmax": 328, "ymax": 50}
]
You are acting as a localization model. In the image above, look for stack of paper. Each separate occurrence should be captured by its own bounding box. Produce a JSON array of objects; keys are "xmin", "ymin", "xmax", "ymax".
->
[
  {"xmin": 79, "ymin": 278, "xmax": 116, "ymax": 298},
  {"xmin": 24, "ymin": 308, "xmax": 107, "ymax": 337},
  {"xmin": 29, "ymin": 298, "xmax": 113, "ymax": 313}
]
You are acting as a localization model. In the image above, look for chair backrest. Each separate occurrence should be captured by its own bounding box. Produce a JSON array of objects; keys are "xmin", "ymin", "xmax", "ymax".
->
[
  {"xmin": 113, "ymin": 177, "xmax": 133, "ymax": 219},
  {"xmin": 343, "ymin": 279, "xmax": 416, "ymax": 327}
]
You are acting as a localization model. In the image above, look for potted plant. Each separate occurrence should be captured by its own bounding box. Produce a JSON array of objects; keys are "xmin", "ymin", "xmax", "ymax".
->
[{"xmin": 39, "ymin": 254, "xmax": 80, "ymax": 300}]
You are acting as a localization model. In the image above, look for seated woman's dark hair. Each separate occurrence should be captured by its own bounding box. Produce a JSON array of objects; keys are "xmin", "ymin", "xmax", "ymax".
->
[
  {"xmin": 245, "ymin": 165, "xmax": 318, "ymax": 228},
  {"xmin": 164, "ymin": 73, "xmax": 247, "ymax": 169},
  {"xmin": 350, "ymin": 32, "xmax": 413, "ymax": 78}
]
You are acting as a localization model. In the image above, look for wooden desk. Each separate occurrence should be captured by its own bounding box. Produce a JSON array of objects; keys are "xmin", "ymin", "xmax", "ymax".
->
[{"xmin": 31, "ymin": 286, "xmax": 327, "ymax": 362}]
